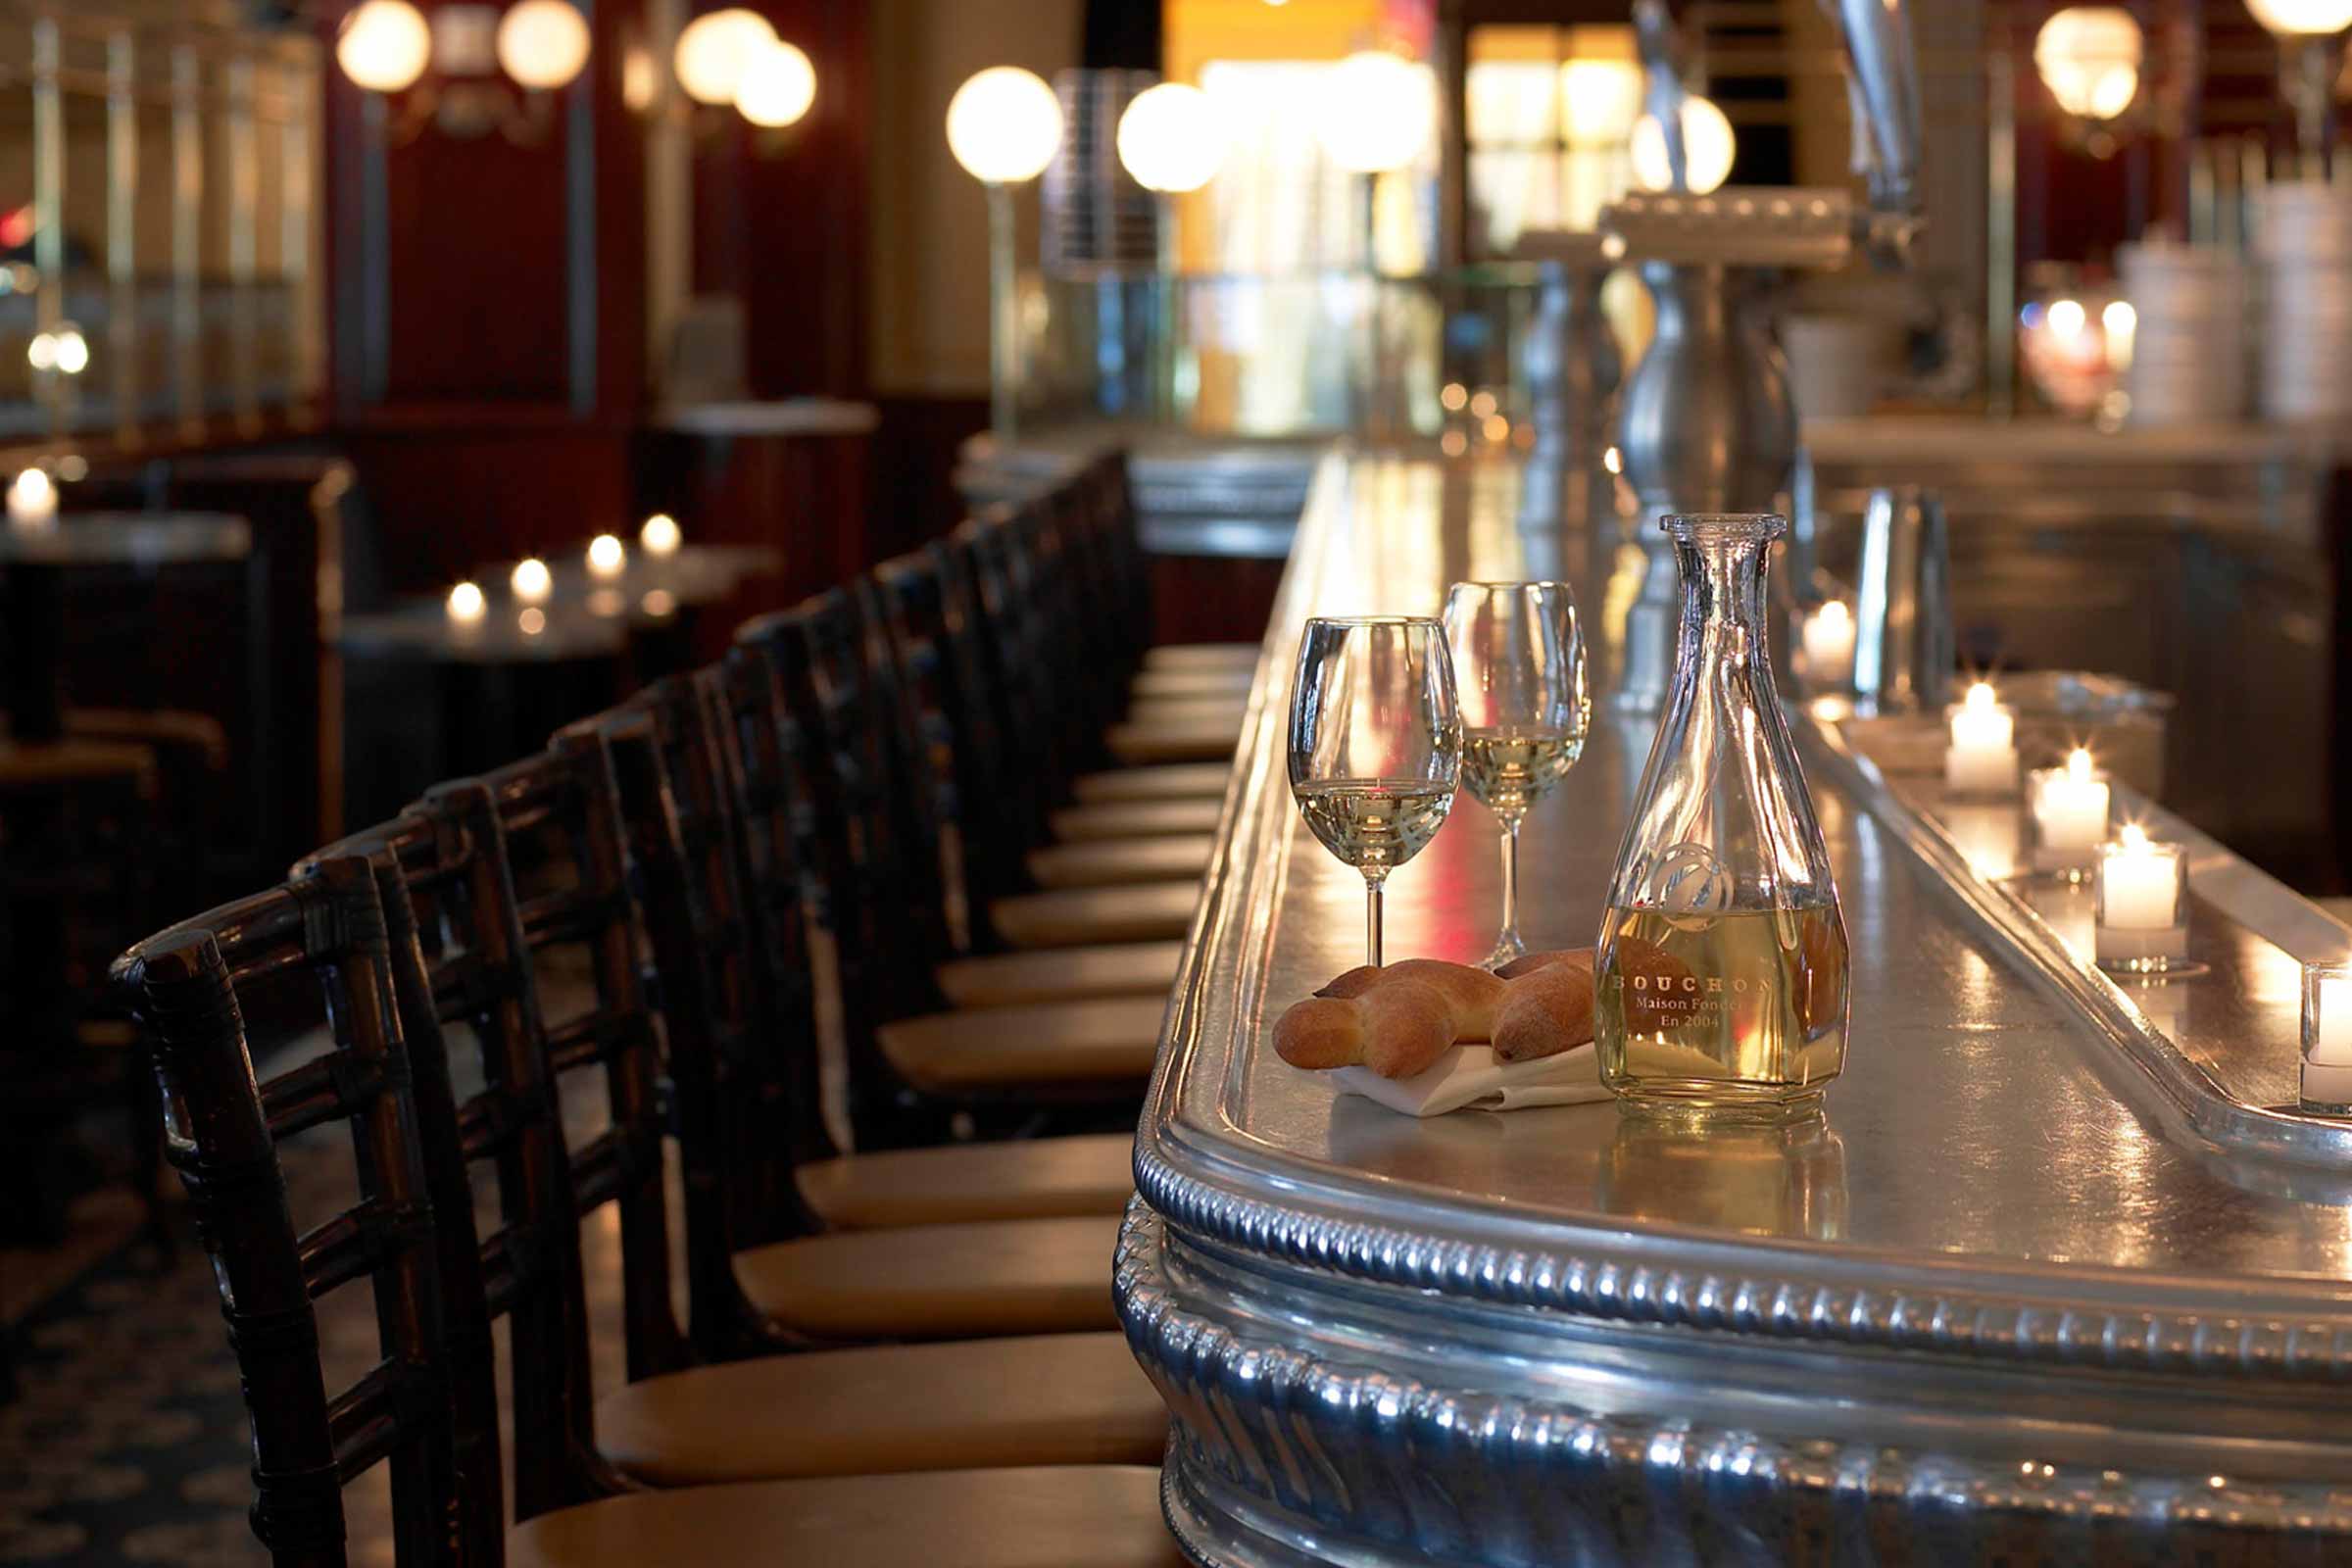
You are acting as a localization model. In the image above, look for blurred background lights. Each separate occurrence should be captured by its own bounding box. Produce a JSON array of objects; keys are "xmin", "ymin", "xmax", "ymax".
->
[
  {"xmin": 735, "ymin": 39, "xmax": 817, "ymax": 128},
  {"xmin": 337, "ymin": 0, "xmax": 432, "ymax": 93},
  {"xmin": 1630, "ymin": 94, "xmax": 1736, "ymax": 194},
  {"xmin": 674, "ymin": 9, "xmax": 777, "ymax": 107},
  {"xmin": 947, "ymin": 67, "xmax": 1064, "ymax": 184},
  {"xmin": 2034, "ymin": 8, "xmax": 2143, "ymax": 121},
  {"xmin": 511, "ymin": 557, "xmax": 553, "ymax": 602},
  {"xmin": 495, "ymin": 0, "xmax": 592, "ymax": 92},
  {"xmin": 640, "ymin": 513, "xmax": 682, "ymax": 556},
  {"xmin": 1559, "ymin": 59, "xmax": 1643, "ymax": 147},
  {"xmin": 1315, "ymin": 51, "xmax": 1437, "ymax": 174},
  {"xmin": 1116, "ymin": 83, "xmax": 1226, "ymax": 194},
  {"xmin": 2243, "ymin": 0, "xmax": 2352, "ymax": 32}
]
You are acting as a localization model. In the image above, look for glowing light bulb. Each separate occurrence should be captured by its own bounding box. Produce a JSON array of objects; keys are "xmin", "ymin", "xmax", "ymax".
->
[
  {"xmin": 496, "ymin": 0, "xmax": 591, "ymax": 91},
  {"xmin": 735, "ymin": 38, "xmax": 816, "ymax": 128},
  {"xmin": 640, "ymin": 513, "xmax": 682, "ymax": 557},
  {"xmin": 1630, "ymin": 95, "xmax": 1737, "ymax": 194},
  {"xmin": 586, "ymin": 533, "xmax": 626, "ymax": 579},
  {"xmin": 946, "ymin": 67, "xmax": 1064, "ymax": 184},
  {"xmin": 2244, "ymin": 0, "xmax": 2352, "ymax": 35},
  {"xmin": 511, "ymin": 558, "xmax": 552, "ymax": 603},
  {"xmin": 337, "ymin": 0, "xmax": 431, "ymax": 94},
  {"xmin": 674, "ymin": 9, "xmax": 777, "ymax": 106},
  {"xmin": 1115, "ymin": 82, "xmax": 1225, "ymax": 193},
  {"xmin": 2034, "ymin": 8, "xmax": 2142, "ymax": 122},
  {"xmin": 447, "ymin": 581, "xmax": 487, "ymax": 623}
]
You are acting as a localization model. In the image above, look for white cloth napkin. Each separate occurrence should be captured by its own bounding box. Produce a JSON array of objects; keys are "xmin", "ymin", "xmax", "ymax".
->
[{"xmin": 1334, "ymin": 1043, "xmax": 1608, "ymax": 1117}]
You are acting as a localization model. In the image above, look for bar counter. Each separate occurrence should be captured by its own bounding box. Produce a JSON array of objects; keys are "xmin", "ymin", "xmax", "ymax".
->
[{"xmin": 1119, "ymin": 452, "xmax": 2352, "ymax": 1565}]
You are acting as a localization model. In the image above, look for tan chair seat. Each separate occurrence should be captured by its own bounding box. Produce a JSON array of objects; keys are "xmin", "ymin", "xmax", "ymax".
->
[
  {"xmin": 936, "ymin": 942, "xmax": 1182, "ymax": 1008},
  {"xmin": 510, "ymin": 1465, "xmax": 1184, "ymax": 1568},
  {"xmin": 879, "ymin": 997, "xmax": 1165, "ymax": 1092},
  {"xmin": 1144, "ymin": 641, "xmax": 1259, "ymax": 672},
  {"xmin": 992, "ymin": 882, "xmax": 1198, "ymax": 949},
  {"xmin": 1105, "ymin": 720, "xmax": 1240, "ymax": 766},
  {"xmin": 735, "ymin": 1215, "xmax": 1123, "ymax": 1341},
  {"xmin": 1130, "ymin": 666, "xmax": 1253, "ymax": 701},
  {"xmin": 598, "ymin": 1332, "xmax": 1164, "ymax": 1486},
  {"xmin": 799, "ymin": 1133, "xmax": 1135, "ymax": 1229},
  {"xmin": 1050, "ymin": 798, "xmax": 1223, "ymax": 842},
  {"xmin": 1026, "ymin": 835, "xmax": 1212, "ymax": 890},
  {"xmin": 1071, "ymin": 761, "xmax": 1230, "ymax": 805}
]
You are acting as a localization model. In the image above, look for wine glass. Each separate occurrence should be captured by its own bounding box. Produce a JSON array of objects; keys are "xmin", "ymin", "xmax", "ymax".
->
[
  {"xmin": 1288, "ymin": 616, "xmax": 1461, "ymax": 968},
  {"xmin": 1441, "ymin": 581, "xmax": 1591, "ymax": 970}
]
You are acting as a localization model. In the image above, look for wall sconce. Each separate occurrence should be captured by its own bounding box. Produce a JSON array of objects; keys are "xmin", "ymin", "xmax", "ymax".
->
[
  {"xmin": 947, "ymin": 66, "xmax": 1065, "ymax": 444},
  {"xmin": 2244, "ymin": 0, "xmax": 2352, "ymax": 174},
  {"xmin": 2034, "ymin": 7, "xmax": 2143, "ymax": 157},
  {"xmin": 336, "ymin": 0, "xmax": 590, "ymax": 145},
  {"xmin": 673, "ymin": 9, "xmax": 816, "ymax": 132}
]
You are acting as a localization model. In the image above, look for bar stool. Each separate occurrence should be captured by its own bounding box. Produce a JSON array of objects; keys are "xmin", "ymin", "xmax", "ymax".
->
[
  {"xmin": 114, "ymin": 861, "xmax": 1178, "ymax": 1566},
  {"xmin": 599, "ymin": 673, "xmax": 1137, "ymax": 1250}
]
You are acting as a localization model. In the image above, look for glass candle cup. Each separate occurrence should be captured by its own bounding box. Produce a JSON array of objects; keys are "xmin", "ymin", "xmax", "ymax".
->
[
  {"xmin": 2027, "ymin": 754, "xmax": 2109, "ymax": 878},
  {"xmin": 2093, "ymin": 827, "xmax": 2193, "ymax": 976},
  {"xmin": 2302, "ymin": 962, "xmax": 2352, "ymax": 1115}
]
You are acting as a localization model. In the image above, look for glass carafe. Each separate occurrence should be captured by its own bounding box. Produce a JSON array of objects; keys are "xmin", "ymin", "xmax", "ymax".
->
[{"xmin": 1595, "ymin": 513, "xmax": 1850, "ymax": 1118}]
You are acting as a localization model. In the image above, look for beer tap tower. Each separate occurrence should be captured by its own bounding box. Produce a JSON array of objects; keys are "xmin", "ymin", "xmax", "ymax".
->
[{"xmin": 1602, "ymin": 0, "xmax": 1946, "ymax": 715}]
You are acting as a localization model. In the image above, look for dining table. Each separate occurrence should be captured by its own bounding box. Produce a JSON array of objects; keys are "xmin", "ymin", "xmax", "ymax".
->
[{"xmin": 1121, "ymin": 449, "xmax": 2352, "ymax": 1565}]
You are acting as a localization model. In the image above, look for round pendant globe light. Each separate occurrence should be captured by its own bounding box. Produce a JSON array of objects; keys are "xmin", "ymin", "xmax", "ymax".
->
[
  {"xmin": 1629, "ymin": 93, "xmax": 1737, "ymax": 194},
  {"xmin": 496, "ymin": 0, "xmax": 592, "ymax": 91},
  {"xmin": 337, "ymin": 0, "xmax": 432, "ymax": 94},
  {"xmin": 947, "ymin": 67, "xmax": 1064, "ymax": 185},
  {"xmin": 735, "ymin": 38, "xmax": 816, "ymax": 127},
  {"xmin": 675, "ymin": 8, "xmax": 778, "ymax": 107},
  {"xmin": 1315, "ymin": 51, "xmax": 1438, "ymax": 174},
  {"xmin": 2244, "ymin": 0, "xmax": 2352, "ymax": 33},
  {"xmin": 1116, "ymin": 82, "xmax": 1226, "ymax": 193},
  {"xmin": 2034, "ymin": 7, "xmax": 2142, "ymax": 121}
]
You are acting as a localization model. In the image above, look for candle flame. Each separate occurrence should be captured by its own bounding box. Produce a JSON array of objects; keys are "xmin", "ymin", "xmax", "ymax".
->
[
  {"xmin": 641, "ymin": 513, "xmax": 682, "ymax": 557},
  {"xmin": 511, "ymin": 558, "xmax": 552, "ymax": 602},
  {"xmin": 1817, "ymin": 599, "xmax": 1850, "ymax": 627},
  {"xmin": 586, "ymin": 533, "xmax": 625, "ymax": 575},
  {"xmin": 1965, "ymin": 680, "xmax": 1997, "ymax": 710},
  {"xmin": 446, "ymin": 581, "xmax": 486, "ymax": 621},
  {"xmin": 2066, "ymin": 747, "xmax": 2094, "ymax": 781},
  {"xmin": 2119, "ymin": 821, "xmax": 2149, "ymax": 853}
]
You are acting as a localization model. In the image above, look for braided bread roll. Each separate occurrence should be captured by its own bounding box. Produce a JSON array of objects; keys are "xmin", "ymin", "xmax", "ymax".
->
[{"xmin": 1273, "ymin": 950, "xmax": 1596, "ymax": 1079}]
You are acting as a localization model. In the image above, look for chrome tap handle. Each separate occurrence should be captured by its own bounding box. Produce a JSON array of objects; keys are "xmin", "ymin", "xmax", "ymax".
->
[
  {"xmin": 1634, "ymin": 0, "xmax": 1690, "ymax": 191},
  {"xmin": 1821, "ymin": 0, "xmax": 1926, "ymax": 263}
]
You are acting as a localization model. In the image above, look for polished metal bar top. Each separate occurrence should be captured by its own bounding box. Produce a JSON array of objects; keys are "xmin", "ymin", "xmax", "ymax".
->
[{"xmin": 1139, "ymin": 452, "xmax": 2352, "ymax": 1346}]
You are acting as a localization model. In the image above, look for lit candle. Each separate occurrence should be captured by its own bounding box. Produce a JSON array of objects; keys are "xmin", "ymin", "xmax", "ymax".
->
[
  {"xmin": 2034, "ymin": 748, "xmax": 2110, "ymax": 854},
  {"xmin": 586, "ymin": 533, "xmax": 626, "ymax": 581},
  {"xmin": 640, "ymin": 513, "xmax": 682, "ymax": 558},
  {"xmin": 2094, "ymin": 823, "xmax": 2189, "ymax": 973},
  {"xmin": 1800, "ymin": 600, "xmax": 1856, "ymax": 690},
  {"xmin": 447, "ymin": 580, "xmax": 487, "ymax": 626},
  {"xmin": 2098, "ymin": 824, "xmax": 2176, "ymax": 930},
  {"xmin": 511, "ymin": 557, "xmax": 552, "ymax": 605},
  {"xmin": 2303, "ymin": 965, "xmax": 2352, "ymax": 1111},
  {"xmin": 1944, "ymin": 681, "xmax": 2019, "ymax": 795},
  {"xmin": 7, "ymin": 467, "xmax": 57, "ymax": 530}
]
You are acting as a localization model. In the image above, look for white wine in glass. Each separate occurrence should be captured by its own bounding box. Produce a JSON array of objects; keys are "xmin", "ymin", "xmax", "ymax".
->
[
  {"xmin": 1443, "ymin": 581, "xmax": 1591, "ymax": 969},
  {"xmin": 1288, "ymin": 617, "xmax": 1461, "ymax": 967}
]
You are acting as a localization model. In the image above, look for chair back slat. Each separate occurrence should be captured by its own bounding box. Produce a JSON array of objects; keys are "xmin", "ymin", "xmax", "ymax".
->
[{"xmin": 112, "ymin": 859, "xmax": 476, "ymax": 1568}]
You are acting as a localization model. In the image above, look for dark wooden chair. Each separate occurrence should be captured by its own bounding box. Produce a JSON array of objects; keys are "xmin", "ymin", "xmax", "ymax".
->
[
  {"xmin": 112, "ymin": 855, "xmax": 1183, "ymax": 1567},
  {"xmin": 733, "ymin": 597, "xmax": 1168, "ymax": 1140}
]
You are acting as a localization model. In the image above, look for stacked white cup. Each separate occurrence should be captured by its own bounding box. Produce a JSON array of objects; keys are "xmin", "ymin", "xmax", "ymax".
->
[
  {"xmin": 2118, "ymin": 241, "xmax": 2244, "ymax": 426},
  {"xmin": 2253, "ymin": 181, "xmax": 2352, "ymax": 421}
]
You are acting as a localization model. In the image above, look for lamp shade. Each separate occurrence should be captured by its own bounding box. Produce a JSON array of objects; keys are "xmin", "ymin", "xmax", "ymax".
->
[
  {"xmin": 675, "ymin": 8, "xmax": 778, "ymax": 106},
  {"xmin": 1116, "ymin": 82, "xmax": 1226, "ymax": 193},
  {"xmin": 2034, "ymin": 7, "xmax": 2142, "ymax": 121},
  {"xmin": 337, "ymin": 0, "xmax": 432, "ymax": 94},
  {"xmin": 497, "ymin": 0, "xmax": 591, "ymax": 91},
  {"xmin": 1629, "ymin": 94, "xmax": 1737, "ymax": 194},
  {"xmin": 1315, "ymin": 51, "xmax": 1437, "ymax": 174},
  {"xmin": 736, "ymin": 38, "xmax": 816, "ymax": 127},
  {"xmin": 2245, "ymin": 0, "xmax": 2352, "ymax": 33},
  {"xmin": 947, "ymin": 67, "xmax": 1064, "ymax": 184}
]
